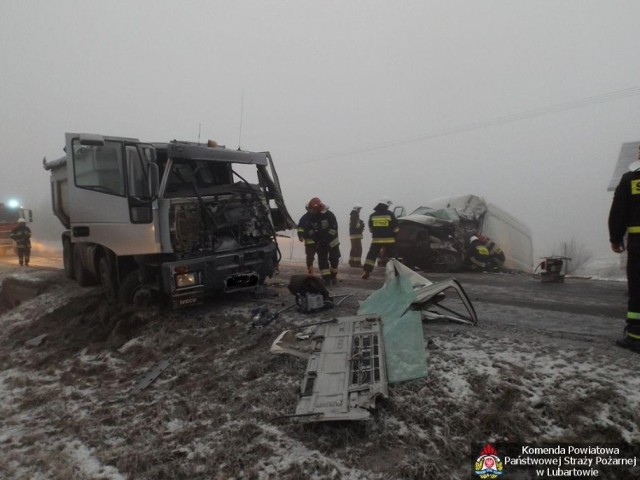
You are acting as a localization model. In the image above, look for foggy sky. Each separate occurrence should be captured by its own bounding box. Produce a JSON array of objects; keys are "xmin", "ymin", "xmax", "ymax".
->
[{"xmin": 3, "ymin": 0, "xmax": 640, "ymax": 262}]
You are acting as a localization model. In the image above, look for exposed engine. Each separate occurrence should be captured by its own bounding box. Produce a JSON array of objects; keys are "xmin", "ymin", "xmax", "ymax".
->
[{"xmin": 170, "ymin": 190, "xmax": 274, "ymax": 255}]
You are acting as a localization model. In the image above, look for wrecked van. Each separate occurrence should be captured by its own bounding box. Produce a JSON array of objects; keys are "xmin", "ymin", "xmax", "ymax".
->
[{"xmin": 395, "ymin": 194, "xmax": 533, "ymax": 273}]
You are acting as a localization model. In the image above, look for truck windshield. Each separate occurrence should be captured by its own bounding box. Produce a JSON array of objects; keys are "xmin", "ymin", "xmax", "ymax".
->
[
  {"xmin": 165, "ymin": 159, "xmax": 235, "ymax": 196},
  {"xmin": 0, "ymin": 208, "xmax": 19, "ymax": 222}
]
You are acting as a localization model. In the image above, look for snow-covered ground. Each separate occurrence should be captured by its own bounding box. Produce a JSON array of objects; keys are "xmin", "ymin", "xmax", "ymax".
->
[{"xmin": 0, "ymin": 257, "xmax": 637, "ymax": 479}]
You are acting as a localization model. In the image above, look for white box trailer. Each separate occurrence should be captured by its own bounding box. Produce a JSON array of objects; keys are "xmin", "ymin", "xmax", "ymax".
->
[{"xmin": 43, "ymin": 133, "xmax": 296, "ymax": 307}]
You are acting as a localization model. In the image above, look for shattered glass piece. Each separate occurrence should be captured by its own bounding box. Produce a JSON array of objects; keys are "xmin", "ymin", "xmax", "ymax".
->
[
  {"xmin": 358, "ymin": 261, "xmax": 427, "ymax": 383},
  {"xmin": 270, "ymin": 330, "xmax": 312, "ymax": 359}
]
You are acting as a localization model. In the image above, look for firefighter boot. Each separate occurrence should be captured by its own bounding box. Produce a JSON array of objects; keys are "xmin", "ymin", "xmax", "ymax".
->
[{"xmin": 616, "ymin": 327, "xmax": 640, "ymax": 353}]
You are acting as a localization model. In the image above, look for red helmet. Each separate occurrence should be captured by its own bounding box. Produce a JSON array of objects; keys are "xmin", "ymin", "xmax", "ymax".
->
[{"xmin": 308, "ymin": 197, "xmax": 324, "ymax": 212}]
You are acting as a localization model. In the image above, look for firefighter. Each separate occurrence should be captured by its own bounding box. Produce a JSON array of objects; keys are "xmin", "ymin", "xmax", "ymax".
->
[
  {"xmin": 9, "ymin": 218, "xmax": 31, "ymax": 267},
  {"xmin": 609, "ymin": 147, "xmax": 640, "ymax": 352},
  {"xmin": 348, "ymin": 203, "xmax": 365, "ymax": 267},
  {"xmin": 306, "ymin": 197, "xmax": 341, "ymax": 285},
  {"xmin": 297, "ymin": 203, "xmax": 317, "ymax": 275},
  {"xmin": 362, "ymin": 197, "xmax": 398, "ymax": 279},
  {"xmin": 466, "ymin": 235, "xmax": 490, "ymax": 272},
  {"xmin": 479, "ymin": 234, "xmax": 506, "ymax": 271}
]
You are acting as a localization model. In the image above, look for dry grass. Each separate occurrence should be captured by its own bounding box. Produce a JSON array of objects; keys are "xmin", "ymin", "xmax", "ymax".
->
[{"xmin": 1, "ymin": 269, "xmax": 639, "ymax": 480}]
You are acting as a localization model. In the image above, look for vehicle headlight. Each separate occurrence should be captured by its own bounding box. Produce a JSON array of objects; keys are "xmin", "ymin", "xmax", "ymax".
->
[{"xmin": 175, "ymin": 272, "xmax": 197, "ymax": 288}]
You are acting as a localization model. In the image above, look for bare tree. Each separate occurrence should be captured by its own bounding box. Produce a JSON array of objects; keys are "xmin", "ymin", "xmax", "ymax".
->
[{"xmin": 553, "ymin": 237, "xmax": 592, "ymax": 273}]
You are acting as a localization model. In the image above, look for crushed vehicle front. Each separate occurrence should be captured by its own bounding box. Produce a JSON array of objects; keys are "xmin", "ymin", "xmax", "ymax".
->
[
  {"xmin": 154, "ymin": 141, "xmax": 295, "ymax": 306},
  {"xmin": 396, "ymin": 206, "xmax": 466, "ymax": 272}
]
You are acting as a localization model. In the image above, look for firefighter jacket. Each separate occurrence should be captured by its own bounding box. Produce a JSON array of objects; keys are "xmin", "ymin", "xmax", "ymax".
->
[
  {"xmin": 368, "ymin": 203, "xmax": 399, "ymax": 244},
  {"xmin": 307, "ymin": 209, "xmax": 340, "ymax": 248},
  {"xmin": 297, "ymin": 211, "xmax": 316, "ymax": 245},
  {"xmin": 609, "ymin": 169, "xmax": 640, "ymax": 244},
  {"xmin": 467, "ymin": 238, "xmax": 490, "ymax": 270},
  {"xmin": 9, "ymin": 224, "xmax": 31, "ymax": 248},
  {"xmin": 486, "ymin": 239, "xmax": 505, "ymax": 264},
  {"xmin": 349, "ymin": 210, "xmax": 365, "ymax": 239}
]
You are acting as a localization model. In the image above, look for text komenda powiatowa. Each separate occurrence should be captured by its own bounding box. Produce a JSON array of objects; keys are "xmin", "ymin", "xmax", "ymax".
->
[{"xmin": 503, "ymin": 445, "xmax": 637, "ymax": 468}]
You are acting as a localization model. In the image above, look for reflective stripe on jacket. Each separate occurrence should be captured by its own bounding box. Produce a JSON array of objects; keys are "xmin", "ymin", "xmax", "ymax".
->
[{"xmin": 368, "ymin": 204, "xmax": 398, "ymax": 244}]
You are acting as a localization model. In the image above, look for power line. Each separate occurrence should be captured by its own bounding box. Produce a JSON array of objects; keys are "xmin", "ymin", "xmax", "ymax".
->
[{"xmin": 296, "ymin": 86, "xmax": 640, "ymax": 165}]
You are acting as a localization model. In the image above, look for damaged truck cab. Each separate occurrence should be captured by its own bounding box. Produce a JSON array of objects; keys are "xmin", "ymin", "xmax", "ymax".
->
[{"xmin": 43, "ymin": 133, "xmax": 295, "ymax": 307}]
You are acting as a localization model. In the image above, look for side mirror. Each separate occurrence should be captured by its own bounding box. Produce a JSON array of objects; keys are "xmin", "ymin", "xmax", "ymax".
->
[
  {"xmin": 148, "ymin": 163, "xmax": 159, "ymax": 198},
  {"xmin": 28, "ymin": 209, "xmax": 33, "ymax": 222}
]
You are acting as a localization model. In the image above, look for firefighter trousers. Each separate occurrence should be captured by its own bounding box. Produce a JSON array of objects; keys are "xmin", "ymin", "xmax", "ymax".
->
[
  {"xmin": 317, "ymin": 243, "xmax": 340, "ymax": 283},
  {"xmin": 626, "ymin": 237, "xmax": 640, "ymax": 344},
  {"xmin": 364, "ymin": 243, "xmax": 397, "ymax": 273},
  {"xmin": 16, "ymin": 247, "xmax": 30, "ymax": 266},
  {"xmin": 349, "ymin": 238, "xmax": 362, "ymax": 267}
]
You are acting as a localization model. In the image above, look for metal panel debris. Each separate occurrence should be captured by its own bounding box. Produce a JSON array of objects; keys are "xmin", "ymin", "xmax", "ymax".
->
[
  {"xmin": 276, "ymin": 259, "xmax": 478, "ymax": 422},
  {"xmin": 293, "ymin": 314, "xmax": 388, "ymax": 422},
  {"xmin": 130, "ymin": 359, "xmax": 171, "ymax": 394}
]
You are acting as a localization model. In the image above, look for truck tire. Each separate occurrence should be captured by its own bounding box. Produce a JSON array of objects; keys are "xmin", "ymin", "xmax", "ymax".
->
[
  {"xmin": 98, "ymin": 255, "xmax": 117, "ymax": 301},
  {"xmin": 73, "ymin": 247, "xmax": 96, "ymax": 287},
  {"xmin": 118, "ymin": 270, "xmax": 156, "ymax": 307},
  {"xmin": 63, "ymin": 239, "xmax": 75, "ymax": 279}
]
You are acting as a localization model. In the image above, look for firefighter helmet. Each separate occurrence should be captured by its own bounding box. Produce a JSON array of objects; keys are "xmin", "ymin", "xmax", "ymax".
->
[
  {"xmin": 380, "ymin": 196, "xmax": 392, "ymax": 206},
  {"xmin": 352, "ymin": 203, "xmax": 362, "ymax": 211},
  {"xmin": 18, "ymin": 218, "xmax": 26, "ymax": 223}
]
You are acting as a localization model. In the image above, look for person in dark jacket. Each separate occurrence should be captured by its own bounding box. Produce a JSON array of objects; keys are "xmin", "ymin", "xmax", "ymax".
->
[
  {"xmin": 609, "ymin": 147, "xmax": 640, "ymax": 352},
  {"xmin": 362, "ymin": 197, "xmax": 398, "ymax": 279},
  {"xmin": 348, "ymin": 204, "xmax": 365, "ymax": 267},
  {"xmin": 479, "ymin": 234, "xmax": 506, "ymax": 271},
  {"xmin": 297, "ymin": 203, "xmax": 317, "ymax": 275},
  {"xmin": 9, "ymin": 218, "xmax": 31, "ymax": 266},
  {"xmin": 306, "ymin": 197, "xmax": 341, "ymax": 285},
  {"xmin": 466, "ymin": 235, "xmax": 490, "ymax": 272}
]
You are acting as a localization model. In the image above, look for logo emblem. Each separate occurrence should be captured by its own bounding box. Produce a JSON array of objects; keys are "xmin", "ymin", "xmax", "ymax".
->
[
  {"xmin": 632, "ymin": 179, "xmax": 640, "ymax": 195},
  {"xmin": 474, "ymin": 444, "xmax": 503, "ymax": 478}
]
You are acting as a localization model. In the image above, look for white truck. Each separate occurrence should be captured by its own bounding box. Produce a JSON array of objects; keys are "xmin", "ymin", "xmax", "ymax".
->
[{"xmin": 43, "ymin": 133, "xmax": 296, "ymax": 307}]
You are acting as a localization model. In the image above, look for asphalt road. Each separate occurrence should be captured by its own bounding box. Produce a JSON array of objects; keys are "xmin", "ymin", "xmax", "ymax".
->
[{"xmin": 0, "ymin": 252, "xmax": 628, "ymax": 321}]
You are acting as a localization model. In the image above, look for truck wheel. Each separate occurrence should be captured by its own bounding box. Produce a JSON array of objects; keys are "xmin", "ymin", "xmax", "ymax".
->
[
  {"xmin": 98, "ymin": 255, "xmax": 117, "ymax": 300},
  {"xmin": 63, "ymin": 239, "xmax": 75, "ymax": 279},
  {"xmin": 118, "ymin": 270, "xmax": 157, "ymax": 308},
  {"xmin": 73, "ymin": 247, "xmax": 96, "ymax": 287}
]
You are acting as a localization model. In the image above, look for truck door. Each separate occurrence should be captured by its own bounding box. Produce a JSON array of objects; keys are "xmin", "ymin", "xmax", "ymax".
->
[
  {"xmin": 124, "ymin": 143, "xmax": 158, "ymax": 224},
  {"xmin": 258, "ymin": 152, "xmax": 296, "ymax": 231},
  {"xmin": 65, "ymin": 133, "xmax": 161, "ymax": 255}
]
